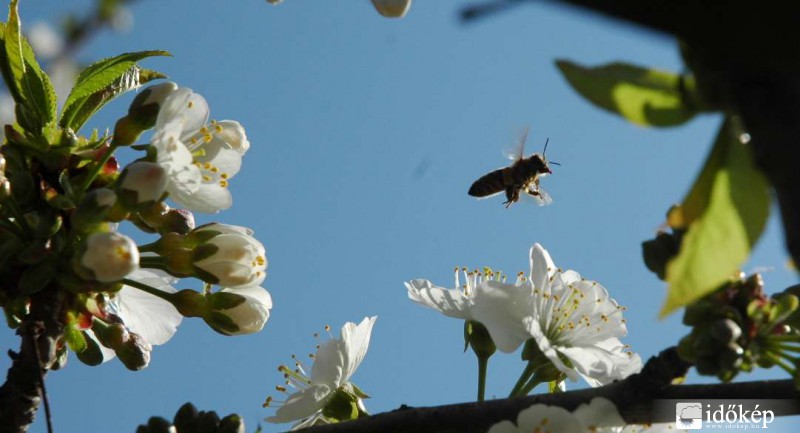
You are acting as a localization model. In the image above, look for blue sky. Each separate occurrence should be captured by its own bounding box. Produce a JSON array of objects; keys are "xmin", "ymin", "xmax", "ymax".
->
[{"xmin": 1, "ymin": 1, "xmax": 797, "ymax": 431}]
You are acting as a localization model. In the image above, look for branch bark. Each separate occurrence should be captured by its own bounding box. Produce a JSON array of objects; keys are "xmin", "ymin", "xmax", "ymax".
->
[
  {"xmin": 0, "ymin": 288, "xmax": 64, "ymax": 433},
  {"xmin": 276, "ymin": 348, "xmax": 798, "ymax": 433}
]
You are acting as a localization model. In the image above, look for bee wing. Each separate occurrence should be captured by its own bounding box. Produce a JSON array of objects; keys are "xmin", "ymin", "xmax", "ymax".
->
[
  {"xmin": 533, "ymin": 187, "xmax": 553, "ymax": 206},
  {"xmin": 522, "ymin": 186, "xmax": 553, "ymax": 206},
  {"xmin": 503, "ymin": 127, "xmax": 529, "ymax": 161},
  {"xmin": 476, "ymin": 190, "xmax": 504, "ymax": 200}
]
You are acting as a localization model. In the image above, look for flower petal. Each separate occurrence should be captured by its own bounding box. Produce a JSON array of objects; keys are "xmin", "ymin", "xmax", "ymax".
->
[
  {"xmin": 406, "ymin": 279, "xmax": 470, "ymax": 320},
  {"xmin": 339, "ymin": 316, "xmax": 377, "ymax": 385},
  {"xmin": 117, "ymin": 270, "xmax": 182, "ymax": 345},
  {"xmin": 470, "ymin": 281, "xmax": 536, "ymax": 353},
  {"xmin": 572, "ymin": 397, "xmax": 625, "ymax": 431},
  {"xmin": 529, "ymin": 243, "xmax": 556, "ymax": 292},
  {"xmin": 266, "ymin": 384, "xmax": 331, "ymax": 423},
  {"xmin": 558, "ymin": 339, "xmax": 642, "ymax": 387}
]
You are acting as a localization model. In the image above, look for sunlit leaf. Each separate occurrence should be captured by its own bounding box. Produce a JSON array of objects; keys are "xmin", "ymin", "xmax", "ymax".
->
[
  {"xmin": 61, "ymin": 66, "xmax": 167, "ymax": 131},
  {"xmin": 0, "ymin": 1, "xmax": 56, "ymax": 131},
  {"xmin": 556, "ymin": 59, "xmax": 698, "ymax": 127},
  {"xmin": 660, "ymin": 118, "xmax": 770, "ymax": 316}
]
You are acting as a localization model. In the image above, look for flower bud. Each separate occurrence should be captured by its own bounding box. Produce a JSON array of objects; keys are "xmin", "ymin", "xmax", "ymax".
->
[
  {"xmin": 118, "ymin": 161, "xmax": 168, "ymax": 208},
  {"xmin": 371, "ymin": 0, "xmax": 412, "ymax": 18},
  {"xmin": 79, "ymin": 232, "xmax": 140, "ymax": 282},
  {"xmin": 465, "ymin": 321, "xmax": 496, "ymax": 359},
  {"xmin": 205, "ymin": 286, "xmax": 272, "ymax": 335},
  {"xmin": 160, "ymin": 208, "xmax": 195, "ymax": 235},
  {"xmin": 116, "ymin": 332, "xmax": 152, "ymax": 371},
  {"xmin": 190, "ymin": 224, "xmax": 267, "ymax": 287}
]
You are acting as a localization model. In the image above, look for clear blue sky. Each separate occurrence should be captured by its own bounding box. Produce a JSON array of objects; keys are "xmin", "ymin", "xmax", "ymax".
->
[{"xmin": 1, "ymin": 1, "xmax": 797, "ymax": 432}]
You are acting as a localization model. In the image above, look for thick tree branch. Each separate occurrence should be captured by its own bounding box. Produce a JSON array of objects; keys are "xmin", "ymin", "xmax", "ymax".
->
[
  {"xmin": 277, "ymin": 348, "xmax": 797, "ymax": 433},
  {"xmin": 0, "ymin": 288, "xmax": 64, "ymax": 433}
]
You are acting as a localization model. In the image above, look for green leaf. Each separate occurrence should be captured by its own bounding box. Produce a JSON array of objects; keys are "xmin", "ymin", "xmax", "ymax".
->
[
  {"xmin": 60, "ymin": 51, "xmax": 169, "ymax": 130},
  {"xmin": 0, "ymin": 1, "xmax": 56, "ymax": 130},
  {"xmin": 556, "ymin": 60, "xmax": 698, "ymax": 127},
  {"xmin": 660, "ymin": 118, "xmax": 771, "ymax": 316}
]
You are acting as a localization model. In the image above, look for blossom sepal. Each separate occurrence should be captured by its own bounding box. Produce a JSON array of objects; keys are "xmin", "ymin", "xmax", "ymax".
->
[{"xmin": 320, "ymin": 385, "xmax": 369, "ymax": 424}]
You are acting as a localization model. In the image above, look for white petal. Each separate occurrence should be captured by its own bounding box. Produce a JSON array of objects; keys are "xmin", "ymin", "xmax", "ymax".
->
[
  {"xmin": 117, "ymin": 272, "xmax": 182, "ymax": 345},
  {"xmin": 266, "ymin": 384, "xmax": 331, "ymax": 424},
  {"xmin": 310, "ymin": 337, "xmax": 347, "ymax": 388},
  {"xmin": 529, "ymin": 243, "xmax": 556, "ymax": 292},
  {"xmin": 526, "ymin": 318, "xmax": 580, "ymax": 382},
  {"xmin": 156, "ymin": 87, "xmax": 209, "ymax": 134},
  {"xmin": 573, "ymin": 397, "xmax": 625, "ymax": 431},
  {"xmin": 470, "ymin": 281, "xmax": 535, "ymax": 353},
  {"xmin": 171, "ymin": 183, "xmax": 233, "ymax": 214},
  {"xmin": 218, "ymin": 285, "xmax": 272, "ymax": 335},
  {"xmin": 558, "ymin": 339, "xmax": 641, "ymax": 387},
  {"xmin": 487, "ymin": 420, "xmax": 519, "ymax": 433},
  {"xmin": 406, "ymin": 279, "xmax": 471, "ymax": 320},
  {"xmin": 515, "ymin": 404, "xmax": 585, "ymax": 433},
  {"xmin": 339, "ymin": 316, "xmax": 377, "ymax": 385},
  {"xmin": 197, "ymin": 144, "xmax": 243, "ymax": 178}
]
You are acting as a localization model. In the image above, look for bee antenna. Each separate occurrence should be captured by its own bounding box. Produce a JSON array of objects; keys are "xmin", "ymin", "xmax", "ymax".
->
[
  {"xmin": 549, "ymin": 161, "xmax": 562, "ymax": 166},
  {"xmin": 542, "ymin": 138, "xmax": 550, "ymax": 157}
]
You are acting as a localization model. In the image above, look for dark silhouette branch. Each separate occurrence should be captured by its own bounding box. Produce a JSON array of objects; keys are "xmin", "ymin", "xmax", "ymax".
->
[
  {"xmin": 277, "ymin": 348, "xmax": 798, "ymax": 433},
  {"xmin": 0, "ymin": 288, "xmax": 64, "ymax": 433}
]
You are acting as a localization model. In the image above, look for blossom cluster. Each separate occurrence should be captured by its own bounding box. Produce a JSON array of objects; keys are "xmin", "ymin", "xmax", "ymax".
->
[
  {"xmin": 407, "ymin": 243, "xmax": 642, "ymax": 391},
  {"xmin": 0, "ymin": 12, "xmax": 273, "ymax": 371}
]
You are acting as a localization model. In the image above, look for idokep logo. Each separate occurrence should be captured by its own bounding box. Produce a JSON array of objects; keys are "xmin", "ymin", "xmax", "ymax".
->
[{"xmin": 676, "ymin": 402, "xmax": 703, "ymax": 429}]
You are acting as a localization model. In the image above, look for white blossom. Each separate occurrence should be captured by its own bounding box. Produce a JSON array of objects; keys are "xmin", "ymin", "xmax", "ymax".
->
[
  {"xmin": 151, "ymin": 85, "xmax": 249, "ymax": 213},
  {"xmin": 87, "ymin": 269, "xmax": 183, "ymax": 362},
  {"xmin": 490, "ymin": 398, "xmax": 688, "ymax": 433},
  {"xmin": 192, "ymin": 223, "xmax": 267, "ymax": 288},
  {"xmin": 407, "ymin": 243, "xmax": 641, "ymax": 386},
  {"xmin": 214, "ymin": 285, "xmax": 272, "ymax": 335},
  {"xmin": 266, "ymin": 317, "xmax": 377, "ymax": 430},
  {"xmin": 81, "ymin": 231, "xmax": 140, "ymax": 282}
]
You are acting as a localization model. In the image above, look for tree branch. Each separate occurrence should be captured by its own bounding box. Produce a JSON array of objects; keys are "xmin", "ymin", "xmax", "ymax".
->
[
  {"xmin": 277, "ymin": 348, "xmax": 799, "ymax": 433},
  {"xmin": 0, "ymin": 288, "xmax": 64, "ymax": 433}
]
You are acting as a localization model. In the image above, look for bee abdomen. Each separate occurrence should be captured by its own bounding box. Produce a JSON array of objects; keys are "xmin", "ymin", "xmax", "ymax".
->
[{"xmin": 468, "ymin": 168, "xmax": 507, "ymax": 197}]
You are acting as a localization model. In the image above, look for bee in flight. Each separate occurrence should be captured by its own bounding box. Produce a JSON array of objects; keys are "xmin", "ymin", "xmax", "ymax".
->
[{"xmin": 468, "ymin": 128, "xmax": 559, "ymax": 208}]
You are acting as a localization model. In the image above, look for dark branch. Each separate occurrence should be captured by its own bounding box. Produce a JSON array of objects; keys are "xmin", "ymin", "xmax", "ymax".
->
[
  {"xmin": 275, "ymin": 348, "xmax": 795, "ymax": 433},
  {"xmin": 0, "ymin": 289, "xmax": 64, "ymax": 433}
]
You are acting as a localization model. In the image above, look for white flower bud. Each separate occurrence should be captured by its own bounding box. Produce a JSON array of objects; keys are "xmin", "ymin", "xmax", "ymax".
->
[
  {"xmin": 371, "ymin": 0, "xmax": 412, "ymax": 18},
  {"xmin": 192, "ymin": 223, "xmax": 267, "ymax": 287},
  {"xmin": 81, "ymin": 232, "xmax": 140, "ymax": 282},
  {"xmin": 119, "ymin": 161, "xmax": 168, "ymax": 205},
  {"xmin": 215, "ymin": 286, "xmax": 272, "ymax": 335}
]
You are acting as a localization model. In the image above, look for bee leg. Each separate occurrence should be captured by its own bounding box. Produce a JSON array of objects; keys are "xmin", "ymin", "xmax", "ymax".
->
[
  {"xmin": 503, "ymin": 186, "xmax": 519, "ymax": 207},
  {"xmin": 527, "ymin": 187, "xmax": 541, "ymax": 197}
]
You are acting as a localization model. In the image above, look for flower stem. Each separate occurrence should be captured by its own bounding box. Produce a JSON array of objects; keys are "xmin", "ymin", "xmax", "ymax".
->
[
  {"xmin": 508, "ymin": 362, "xmax": 536, "ymax": 397},
  {"xmin": 122, "ymin": 278, "xmax": 174, "ymax": 303},
  {"xmin": 518, "ymin": 374, "xmax": 544, "ymax": 396},
  {"xmin": 477, "ymin": 355, "xmax": 489, "ymax": 402},
  {"xmin": 79, "ymin": 141, "xmax": 119, "ymax": 192}
]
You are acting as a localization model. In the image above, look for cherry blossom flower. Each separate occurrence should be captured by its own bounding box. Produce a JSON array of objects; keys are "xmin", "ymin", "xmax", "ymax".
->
[
  {"xmin": 266, "ymin": 317, "xmax": 377, "ymax": 430},
  {"xmin": 150, "ymin": 84, "xmax": 249, "ymax": 213}
]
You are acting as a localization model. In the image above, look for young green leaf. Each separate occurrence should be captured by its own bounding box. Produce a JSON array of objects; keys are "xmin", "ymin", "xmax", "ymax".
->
[
  {"xmin": 60, "ymin": 66, "xmax": 167, "ymax": 132},
  {"xmin": 556, "ymin": 60, "xmax": 699, "ymax": 127},
  {"xmin": 60, "ymin": 50, "xmax": 169, "ymax": 130},
  {"xmin": 661, "ymin": 118, "xmax": 771, "ymax": 316},
  {"xmin": 0, "ymin": 0, "xmax": 57, "ymax": 130}
]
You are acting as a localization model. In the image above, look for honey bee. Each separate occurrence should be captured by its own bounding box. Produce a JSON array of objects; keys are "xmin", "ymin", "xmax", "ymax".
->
[{"xmin": 468, "ymin": 128, "xmax": 558, "ymax": 208}]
